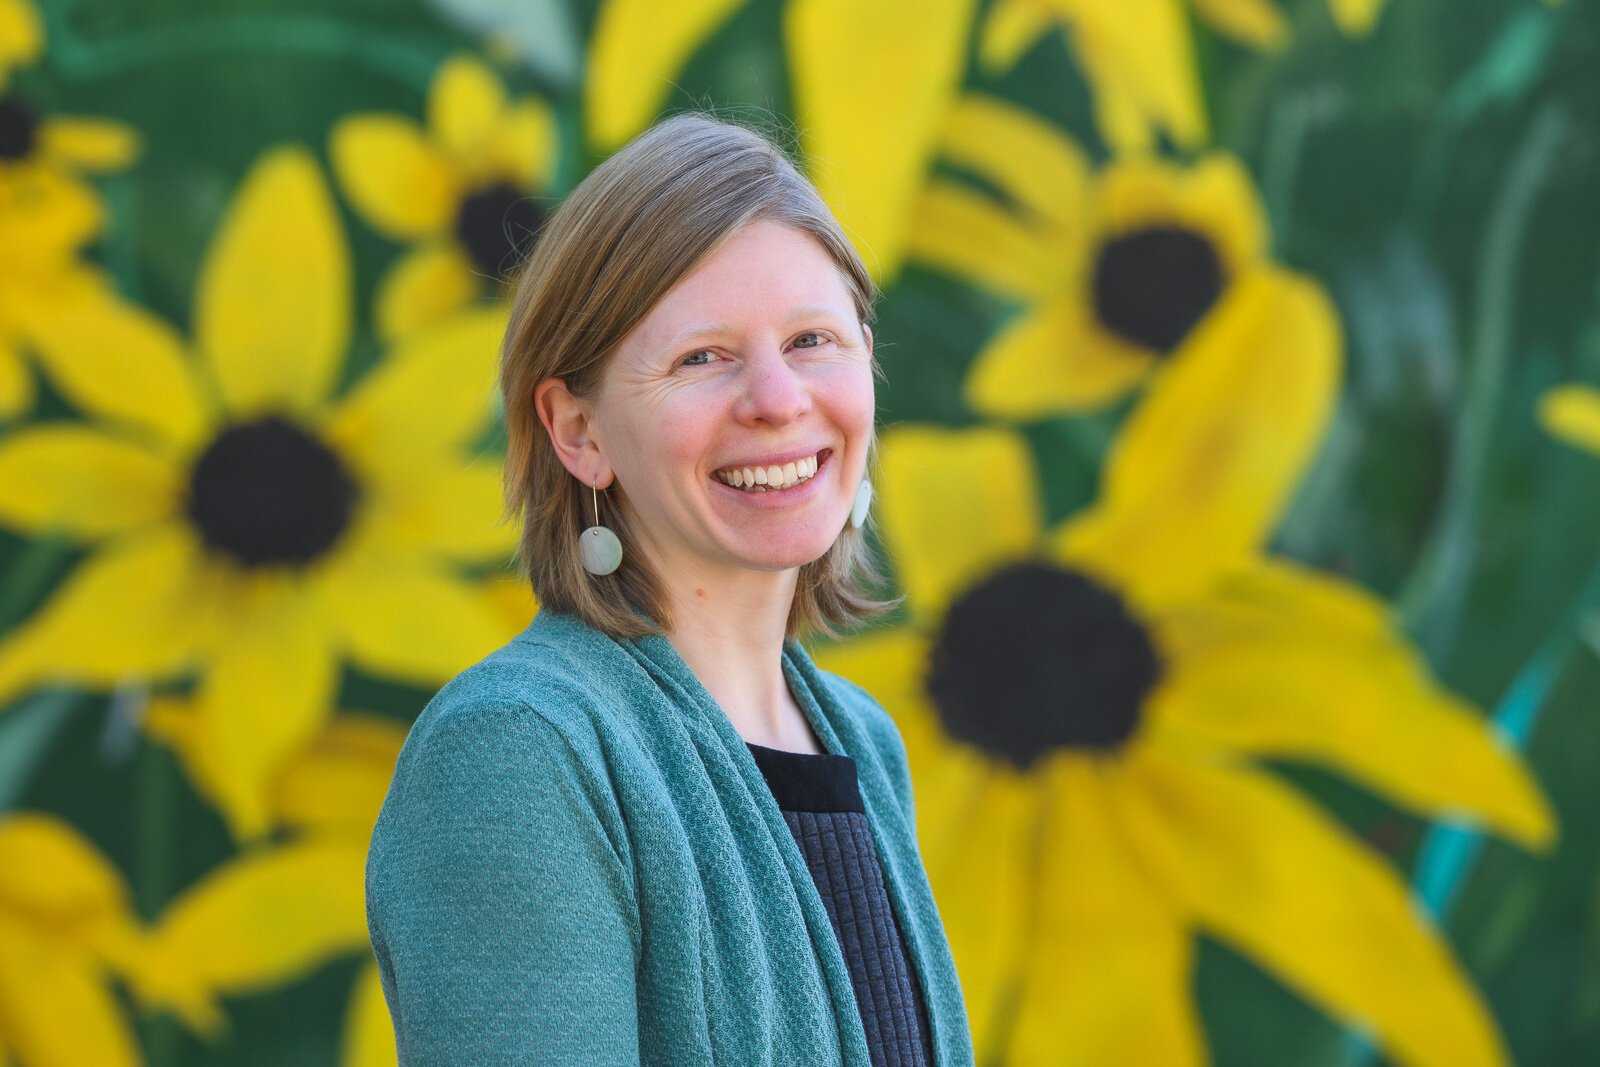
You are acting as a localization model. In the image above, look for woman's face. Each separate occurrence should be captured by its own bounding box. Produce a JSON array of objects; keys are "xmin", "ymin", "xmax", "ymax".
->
[{"xmin": 588, "ymin": 219, "xmax": 875, "ymax": 583}]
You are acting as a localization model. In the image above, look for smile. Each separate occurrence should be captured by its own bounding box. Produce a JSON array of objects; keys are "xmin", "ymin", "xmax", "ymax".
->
[{"xmin": 712, "ymin": 449, "xmax": 828, "ymax": 492}]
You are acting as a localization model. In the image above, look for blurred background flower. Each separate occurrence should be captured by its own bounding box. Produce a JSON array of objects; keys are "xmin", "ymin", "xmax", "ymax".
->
[
  {"xmin": 0, "ymin": 0, "xmax": 1596, "ymax": 1063},
  {"xmin": 0, "ymin": 147, "xmax": 517, "ymax": 843},
  {"xmin": 329, "ymin": 52, "xmax": 558, "ymax": 342}
]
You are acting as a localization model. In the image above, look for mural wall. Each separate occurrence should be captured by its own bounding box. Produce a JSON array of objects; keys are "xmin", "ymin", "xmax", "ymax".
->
[{"xmin": 0, "ymin": 0, "xmax": 1597, "ymax": 1063}]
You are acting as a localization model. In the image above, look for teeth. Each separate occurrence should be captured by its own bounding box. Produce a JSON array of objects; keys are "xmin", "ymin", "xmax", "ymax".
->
[{"xmin": 714, "ymin": 452, "xmax": 822, "ymax": 492}]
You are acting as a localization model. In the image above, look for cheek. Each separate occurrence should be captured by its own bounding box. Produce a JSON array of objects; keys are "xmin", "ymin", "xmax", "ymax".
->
[
  {"xmin": 824, "ymin": 363, "xmax": 877, "ymax": 443},
  {"xmin": 613, "ymin": 407, "xmax": 718, "ymax": 496}
]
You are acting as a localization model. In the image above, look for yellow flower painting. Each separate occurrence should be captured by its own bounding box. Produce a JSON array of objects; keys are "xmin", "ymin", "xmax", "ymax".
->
[
  {"xmin": 0, "ymin": 146, "xmax": 517, "ymax": 842},
  {"xmin": 819, "ymin": 269, "xmax": 1555, "ymax": 1065},
  {"xmin": 909, "ymin": 94, "xmax": 1275, "ymax": 418},
  {"xmin": 0, "ymin": 0, "xmax": 142, "ymax": 420},
  {"xmin": 133, "ymin": 701, "xmax": 404, "ymax": 1064},
  {"xmin": 329, "ymin": 53, "xmax": 557, "ymax": 342},
  {"xmin": 0, "ymin": 813, "xmax": 147, "ymax": 1066},
  {"xmin": 976, "ymin": 0, "xmax": 1390, "ymax": 152},
  {"xmin": 1537, "ymin": 382, "xmax": 1600, "ymax": 456}
]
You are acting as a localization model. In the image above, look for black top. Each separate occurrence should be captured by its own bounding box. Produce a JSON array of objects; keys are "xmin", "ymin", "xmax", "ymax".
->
[{"xmin": 746, "ymin": 741, "xmax": 935, "ymax": 1067}]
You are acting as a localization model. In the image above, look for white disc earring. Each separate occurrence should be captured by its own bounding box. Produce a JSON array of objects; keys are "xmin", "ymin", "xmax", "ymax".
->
[
  {"xmin": 580, "ymin": 480, "xmax": 623, "ymax": 576},
  {"xmin": 848, "ymin": 478, "xmax": 873, "ymax": 530}
]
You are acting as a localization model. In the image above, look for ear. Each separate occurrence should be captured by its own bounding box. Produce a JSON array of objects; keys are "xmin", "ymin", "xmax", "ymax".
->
[
  {"xmin": 533, "ymin": 377, "xmax": 613, "ymax": 488},
  {"xmin": 862, "ymin": 322, "xmax": 874, "ymax": 356}
]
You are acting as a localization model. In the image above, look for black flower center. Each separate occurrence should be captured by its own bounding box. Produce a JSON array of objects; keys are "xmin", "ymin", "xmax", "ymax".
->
[
  {"xmin": 454, "ymin": 181, "xmax": 544, "ymax": 279},
  {"xmin": 185, "ymin": 415, "xmax": 359, "ymax": 568},
  {"xmin": 925, "ymin": 561, "xmax": 1163, "ymax": 771},
  {"xmin": 0, "ymin": 96, "xmax": 39, "ymax": 160},
  {"xmin": 1091, "ymin": 225, "xmax": 1225, "ymax": 353}
]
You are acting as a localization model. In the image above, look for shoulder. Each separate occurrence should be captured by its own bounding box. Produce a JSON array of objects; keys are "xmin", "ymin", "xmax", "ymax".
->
[
  {"xmin": 815, "ymin": 667, "xmax": 904, "ymax": 755},
  {"xmin": 798, "ymin": 652, "xmax": 911, "ymax": 776},
  {"xmin": 380, "ymin": 616, "xmax": 635, "ymax": 821},
  {"xmin": 409, "ymin": 610, "xmax": 630, "ymax": 749},
  {"xmin": 801, "ymin": 652, "xmax": 918, "ymax": 828}
]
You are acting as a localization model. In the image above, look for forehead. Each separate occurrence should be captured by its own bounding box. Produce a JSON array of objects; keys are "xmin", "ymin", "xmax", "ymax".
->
[{"xmin": 624, "ymin": 221, "xmax": 857, "ymax": 351}]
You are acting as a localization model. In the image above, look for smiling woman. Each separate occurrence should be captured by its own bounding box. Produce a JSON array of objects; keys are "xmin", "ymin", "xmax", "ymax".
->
[{"xmin": 364, "ymin": 112, "xmax": 977, "ymax": 1066}]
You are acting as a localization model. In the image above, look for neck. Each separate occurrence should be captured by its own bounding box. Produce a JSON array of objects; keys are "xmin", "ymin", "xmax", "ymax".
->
[{"xmin": 650, "ymin": 555, "xmax": 815, "ymax": 749}]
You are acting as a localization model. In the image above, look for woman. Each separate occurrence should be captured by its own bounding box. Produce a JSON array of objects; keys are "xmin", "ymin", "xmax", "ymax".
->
[{"xmin": 365, "ymin": 111, "xmax": 975, "ymax": 1066}]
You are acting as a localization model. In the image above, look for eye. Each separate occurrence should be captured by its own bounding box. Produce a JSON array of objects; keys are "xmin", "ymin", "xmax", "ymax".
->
[
  {"xmin": 792, "ymin": 331, "xmax": 829, "ymax": 349},
  {"xmin": 680, "ymin": 349, "xmax": 716, "ymax": 367}
]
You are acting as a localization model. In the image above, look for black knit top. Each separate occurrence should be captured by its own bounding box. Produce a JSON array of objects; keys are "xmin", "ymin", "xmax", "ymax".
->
[{"xmin": 746, "ymin": 741, "xmax": 935, "ymax": 1067}]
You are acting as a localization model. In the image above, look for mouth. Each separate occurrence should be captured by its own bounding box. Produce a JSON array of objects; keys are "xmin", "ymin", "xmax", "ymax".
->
[{"xmin": 712, "ymin": 448, "xmax": 832, "ymax": 493}]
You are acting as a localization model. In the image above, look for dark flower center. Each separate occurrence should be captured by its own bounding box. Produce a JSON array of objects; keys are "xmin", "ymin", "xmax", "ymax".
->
[
  {"xmin": 185, "ymin": 415, "xmax": 359, "ymax": 568},
  {"xmin": 0, "ymin": 96, "xmax": 39, "ymax": 160},
  {"xmin": 925, "ymin": 561, "xmax": 1163, "ymax": 771},
  {"xmin": 454, "ymin": 181, "xmax": 544, "ymax": 279},
  {"xmin": 1091, "ymin": 225, "xmax": 1225, "ymax": 353}
]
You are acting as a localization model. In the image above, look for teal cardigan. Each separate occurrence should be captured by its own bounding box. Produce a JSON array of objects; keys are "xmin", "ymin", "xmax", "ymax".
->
[{"xmin": 365, "ymin": 609, "xmax": 975, "ymax": 1065}]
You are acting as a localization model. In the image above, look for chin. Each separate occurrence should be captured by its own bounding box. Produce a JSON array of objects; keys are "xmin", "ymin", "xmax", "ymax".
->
[{"xmin": 736, "ymin": 530, "xmax": 841, "ymax": 572}]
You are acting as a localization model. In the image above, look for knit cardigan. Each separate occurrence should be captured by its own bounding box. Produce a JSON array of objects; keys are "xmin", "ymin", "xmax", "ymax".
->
[{"xmin": 365, "ymin": 609, "xmax": 975, "ymax": 1066}]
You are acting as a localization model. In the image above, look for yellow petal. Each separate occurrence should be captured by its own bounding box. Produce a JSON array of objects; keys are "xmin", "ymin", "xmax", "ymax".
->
[
  {"xmin": 1122, "ymin": 747, "xmax": 1512, "ymax": 1067},
  {"xmin": 584, "ymin": 0, "xmax": 746, "ymax": 151},
  {"xmin": 878, "ymin": 424, "xmax": 1043, "ymax": 621},
  {"xmin": 312, "ymin": 542, "xmax": 512, "ymax": 684},
  {"xmin": 36, "ymin": 117, "xmax": 141, "ymax": 171},
  {"xmin": 965, "ymin": 299, "xmax": 1153, "ymax": 418},
  {"xmin": 927, "ymin": 760, "xmax": 1037, "ymax": 1060},
  {"xmin": 1054, "ymin": 268, "xmax": 1342, "ymax": 610},
  {"xmin": 1150, "ymin": 596, "xmax": 1554, "ymax": 850},
  {"xmin": 371, "ymin": 241, "xmax": 479, "ymax": 344},
  {"xmin": 427, "ymin": 53, "xmax": 507, "ymax": 164},
  {"xmin": 0, "ymin": 336, "xmax": 32, "ymax": 419},
  {"xmin": 977, "ymin": 0, "xmax": 1055, "ymax": 72},
  {"xmin": 1191, "ymin": 0, "xmax": 1290, "ymax": 50},
  {"xmin": 1329, "ymin": 0, "xmax": 1387, "ymax": 36},
  {"xmin": 487, "ymin": 97, "xmax": 557, "ymax": 189},
  {"xmin": 0, "ymin": 167, "xmax": 102, "ymax": 262},
  {"xmin": 1537, "ymin": 382, "xmax": 1600, "ymax": 455},
  {"xmin": 0, "ymin": 0, "xmax": 42, "ymax": 69},
  {"xmin": 363, "ymin": 455, "xmax": 518, "ymax": 563},
  {"xmin": 1154, "ymin": 556, "xmax": 1392, "ymax": 656},
  {"xmin": 1067, "ymin": 0, "xmax": 1208, "ymax": 149},
  {"xmin": 0, "ymin": 813, "xmax": 140, "ymax": 962},
  {"xmin": 140, "ymin": 840, "xmax": 366, "ymax": 1022},
  {"xmin": 787, "ymin": 0, "xmax": 978, "ymax": 281},
  {"xmin": 323, "ymin": 306, "xmax": 507, "ymax": 473},
  {"xmin": 195, "ymin": 146, "xmax": 349, "ymax": 420},
  {"xmin": 1006, "ymin": 759, "xmax": 1204, "ymax": 1065},
  {"xmin": 273, "ymin": 711, "xmax": 405, "ymax": 836},
  {"xmin": 939, "ymin": 94, "xmax": 1091, "ymax": 232},
  {"xmin": 15, "ymin": 285, "xmax": 211, "ymax": 452},
  {"xmin": 0, "ymin": 425, "xmax": 177, "ymax": 538},
  {"xmin": 0, "ymin": 521, "xmax": 203, "ymax": 703},
  {"xmin": 480, "ymin": 569, "xmax": 539, "ymax": 637},
  {"xmin": 904, "ymin": 179, "xmax": 1065, "ymax": 301},
  {"xmin": 0, "ymin": 913, "xmax": 142, "ymax": 1067},
  {"xmin": 192, "ymin": 581, "xmax": 339, "ymax": 843},
  {"xmin": 329, "ymin": 114, "xmax": 459, "ymax": 239},
  {"xmin": 342, "ymin": 961, "xmax": 399, "ymax": 1067}
]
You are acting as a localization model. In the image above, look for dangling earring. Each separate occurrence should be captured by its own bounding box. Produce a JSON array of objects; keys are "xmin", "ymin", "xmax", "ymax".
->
[
  {"xmin": 580, "ymin": 479, "xmax": 623, "ymax": 576},
  {"xmin": 848, "ymin": 477, "xmax": 873, "ymax": 530}
]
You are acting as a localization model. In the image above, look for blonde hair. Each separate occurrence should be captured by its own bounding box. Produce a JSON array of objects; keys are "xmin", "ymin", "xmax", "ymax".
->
[{"xmin": 499, "ymin": 111, "xmax": 895, "ymax": 641}]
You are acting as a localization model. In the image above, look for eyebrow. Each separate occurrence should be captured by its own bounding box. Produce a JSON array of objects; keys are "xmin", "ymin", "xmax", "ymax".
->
[{"xmin": 661, "ymin": 305, "xmax": 848, "ymax": 350}]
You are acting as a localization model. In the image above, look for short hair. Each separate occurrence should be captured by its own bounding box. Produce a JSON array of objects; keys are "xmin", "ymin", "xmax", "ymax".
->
[{"xmin": 498, "ymin": 110, "xmax": 895, "ymax": 641}]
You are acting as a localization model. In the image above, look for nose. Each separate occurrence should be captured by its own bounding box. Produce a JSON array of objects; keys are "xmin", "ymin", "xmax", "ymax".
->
[{"xmin": 734, "ymin": 349, "xmax": 813, "ymax": 427}]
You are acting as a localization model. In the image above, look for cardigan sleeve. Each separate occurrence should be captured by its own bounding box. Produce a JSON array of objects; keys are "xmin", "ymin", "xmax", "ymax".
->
[{"xmin": 365, "ymin": 697, "xmax": 641, "ymax": 1066}]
